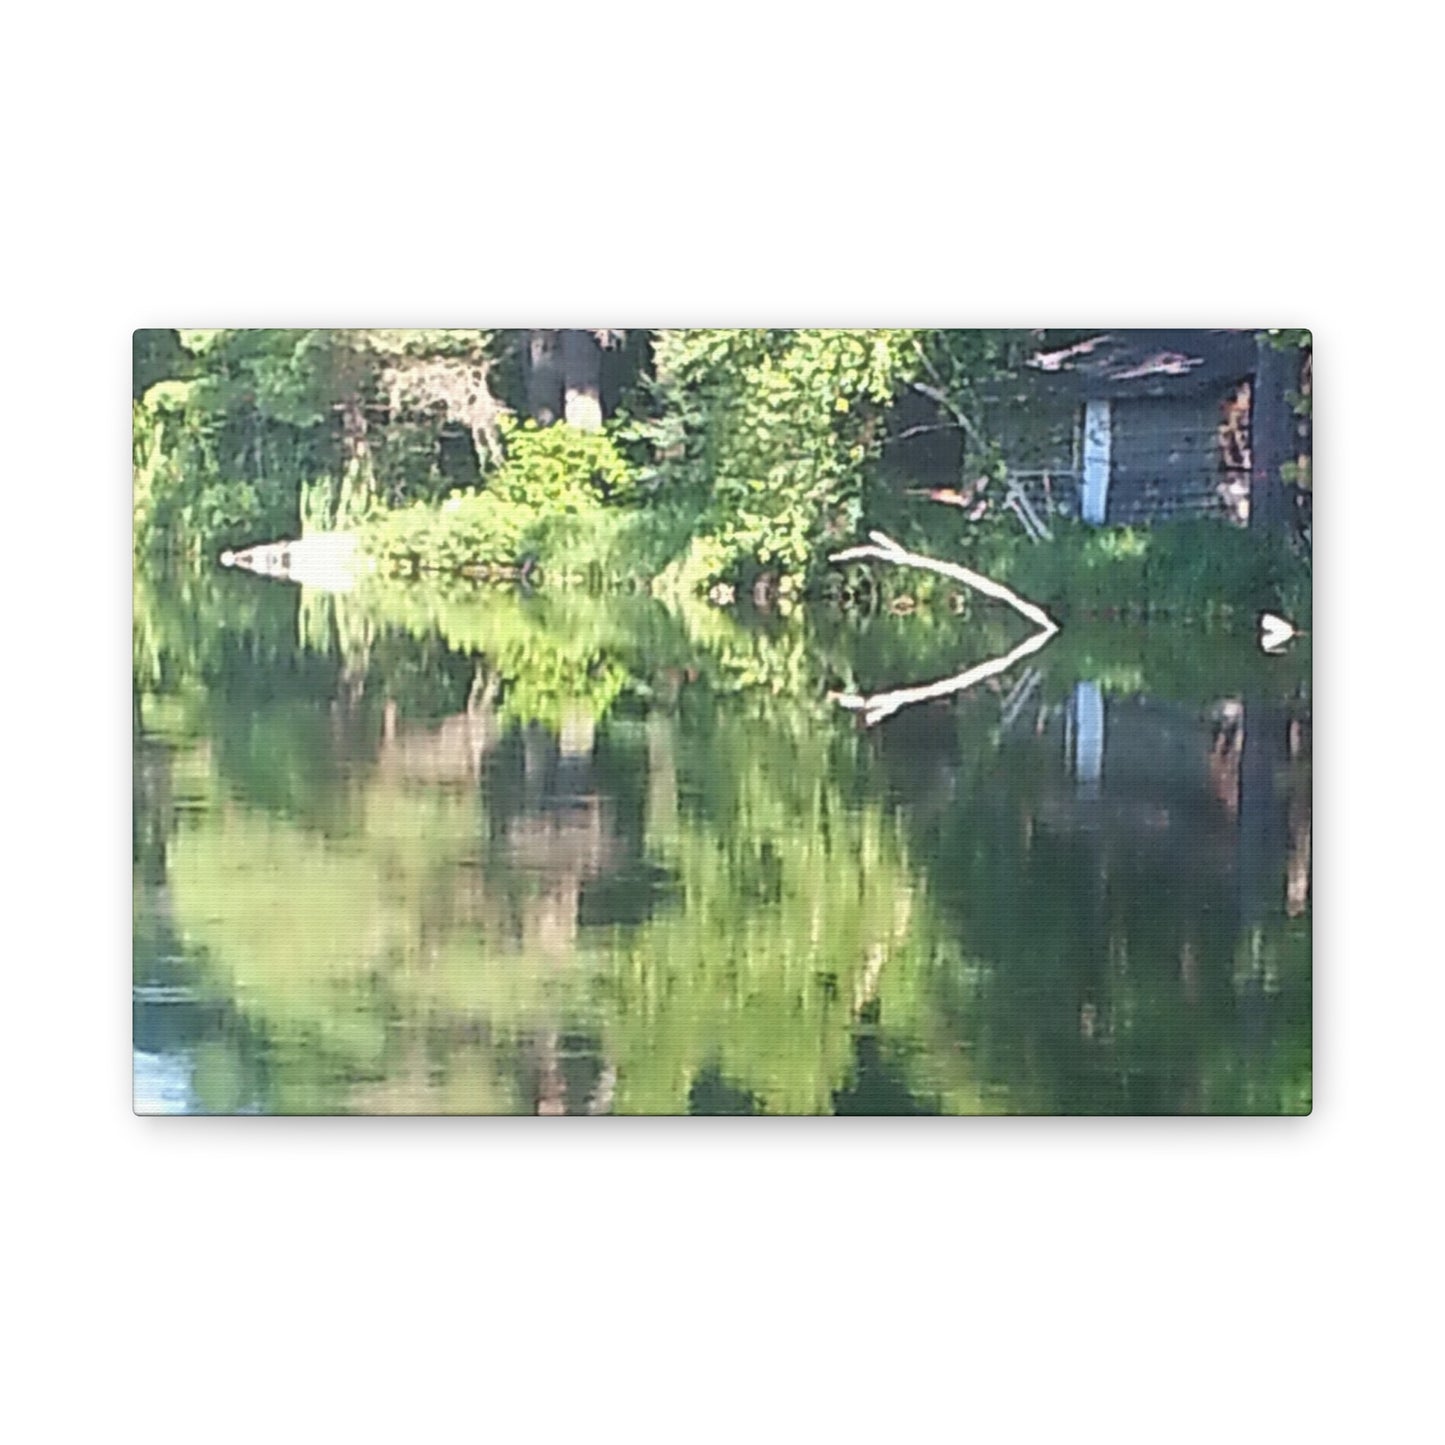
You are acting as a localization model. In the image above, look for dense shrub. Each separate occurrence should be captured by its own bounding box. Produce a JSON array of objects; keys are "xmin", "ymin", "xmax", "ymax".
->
[
  {"xmin": 363, "ymin": 491, "xmax": 533, "ymax": 575},
  {"xmin": 488, "ymin": 416, "xmax": 636, "ymax": 508},
  {"xmin": 133, "ymin": 381, "xmax": 297, "ymax": 558},
  {"xmin": 360, "ymin": 420, "xmax": 646, "ymax": 581},
  {"xmin": 638, "ymin": 329, "xmax": 924, "ymax": 592}
]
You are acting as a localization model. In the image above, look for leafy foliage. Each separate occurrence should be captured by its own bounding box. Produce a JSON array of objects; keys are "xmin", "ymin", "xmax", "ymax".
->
[
  {"xmin": 488, "ymin": 416, "xmax": 637, "ymax": 508},
  {"xmin": 363, "ymin": 491, "xmax": 533, "ymax": 575},
  {"xmin": 360, "ymin": 419, "xmax": 641, "ymax": 578},
  {"xmin": 133, "ymin": 329, "xmax": 505, "ymax": 559},
  {"xmin": 641, "ymin": 328, "xmax": 924, "ymax": 591},
  {"xmin": 135, "ymin": 328, "xmax": 1310, "ymax": 626},
  {"xmin": 132, "ymin": 378, "xmax": 296, "ymax": 558}
]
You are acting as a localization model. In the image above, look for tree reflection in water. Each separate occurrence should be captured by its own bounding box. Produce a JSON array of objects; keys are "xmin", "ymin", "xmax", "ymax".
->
[{"xmin": 132, "ymin": 569, "xmax": 1310, "ymax": 1114}]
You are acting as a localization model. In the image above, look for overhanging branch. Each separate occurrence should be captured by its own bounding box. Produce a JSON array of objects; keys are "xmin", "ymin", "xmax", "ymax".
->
[{"xmin": 831, "ymin": 532, "xmax": 1060, "ymax": 635}]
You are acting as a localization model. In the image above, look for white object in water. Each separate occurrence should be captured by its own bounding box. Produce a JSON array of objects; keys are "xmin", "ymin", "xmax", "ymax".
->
[
  {"xmin": 1260, "ymin": 612, "xmax": 1298, "ymax": 653},
  {"xmin": 285, "ymin": 532, "xmax": 367, "ymax": 592},
  {"xmin": 221, "ymin": 532, "xmax": 369, "ymax": 593}
]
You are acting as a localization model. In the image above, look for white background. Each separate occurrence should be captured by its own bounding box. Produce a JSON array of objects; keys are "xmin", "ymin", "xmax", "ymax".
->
[{"xmin": 3, "ymin": 3, "xmax": 1440, "ymax": 1441}]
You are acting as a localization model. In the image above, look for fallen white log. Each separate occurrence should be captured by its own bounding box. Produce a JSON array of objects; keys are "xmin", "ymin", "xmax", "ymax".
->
[{"xmin": 830, "ymin": 531, "xmax": 1060, "ymax": 637}]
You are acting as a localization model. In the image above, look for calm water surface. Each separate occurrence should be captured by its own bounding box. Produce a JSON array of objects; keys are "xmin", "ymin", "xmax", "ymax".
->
[{"xmin": 133, "ymin": 568, "xmax": 1311, "ymax": 1114}]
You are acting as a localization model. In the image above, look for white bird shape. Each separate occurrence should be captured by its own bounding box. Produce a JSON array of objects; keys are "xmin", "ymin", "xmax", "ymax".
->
[{"xmin": 1259, "ymin": 612, "xmax": 1304, "ymax": 653}]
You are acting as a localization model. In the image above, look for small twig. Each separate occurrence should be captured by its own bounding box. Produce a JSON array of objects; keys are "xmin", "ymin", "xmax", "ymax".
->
[
  {"xmin": 882, "ymin": 421, "xmax": 967, "ymax": 445},
  {"xmin": 910, "ymin": 339, "xmax": 984, "ymax": 436},
  {"xmin": 909, "ymin": 379, "xmax": 987, "ymax": 450}
]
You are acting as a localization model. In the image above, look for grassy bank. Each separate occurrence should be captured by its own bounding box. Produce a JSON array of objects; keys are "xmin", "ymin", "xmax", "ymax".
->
[
  {"xmin": 360, "ymin": 487, "xmax": 698, "ymax": 591},
  {"xmin": 989, "ymin": 518, "xmax": 1309, "ymax": 627},
  {"xmin": 358, "ymin": 483, "xmax": 1310, "ymax": 631},
  {"xmin": 839, "ymin": 498, "xmax": 1312, "ymax": 630}
]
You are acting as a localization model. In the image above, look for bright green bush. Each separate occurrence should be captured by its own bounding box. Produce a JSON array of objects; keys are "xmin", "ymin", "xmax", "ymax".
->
[
  {"xmin": 360, "ymin": 419, "xmax": 649, "ymax": 581},
  {"xmin": 642, "ymin": 329, "xmax": 924, "ymax": 591},
  {"xmin": 133, "ymin": 381, "xmax": 296, "ymax": 559},
  {"xmin": 490, "ymin": 416, "xmax": 636, "ymax": 508},
  {"xmin": 364, "ymin": 491, "xmax": 533, "ymax": 574}
]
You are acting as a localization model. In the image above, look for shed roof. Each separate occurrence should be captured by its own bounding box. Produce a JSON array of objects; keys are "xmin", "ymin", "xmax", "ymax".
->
[{"xmin": 985, "ymin": 329, "xmax": 1258, "ymax": 403}]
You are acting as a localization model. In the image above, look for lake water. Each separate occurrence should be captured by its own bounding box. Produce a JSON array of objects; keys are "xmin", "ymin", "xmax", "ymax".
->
[{"xmin": 133, "ymin": 568, "xmax": 1311, "ymax": 1115}]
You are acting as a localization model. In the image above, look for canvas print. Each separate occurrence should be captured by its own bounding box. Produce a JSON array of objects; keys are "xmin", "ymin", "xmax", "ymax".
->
[{"xmin": 133, "ymin": 329, "xmax": 1312, "ymax": 1115}]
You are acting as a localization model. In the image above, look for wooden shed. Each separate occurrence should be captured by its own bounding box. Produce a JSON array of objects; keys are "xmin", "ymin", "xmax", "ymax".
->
[{"xmin": 982, "ymin": 330, "xmax": 1258, "ymax": 526}]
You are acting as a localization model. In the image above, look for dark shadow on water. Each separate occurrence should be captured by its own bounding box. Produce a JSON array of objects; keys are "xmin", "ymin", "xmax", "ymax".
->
[
  {"xmin": 688, "ymin": 1066, "xmax": 760, "ymax": 1116},
  {"xmin": 834, "ymin": 1007, "xmax": 940, "ymax": 1116}
]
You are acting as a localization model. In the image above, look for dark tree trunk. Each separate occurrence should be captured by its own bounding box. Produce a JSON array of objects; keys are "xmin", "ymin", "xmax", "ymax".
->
[
  {"xmin": 561, "ymin": 329, "xmax": 604, "ymax": 431},
  {"xmin": 601, "ymin": 330, "xmax": 650, "ymax": 416},
  {"xmin": 132, "ymin": 328, "xmax": 187, "ymax": 398},
  {"xmin": 524, "ymin": 329, "xmax": 564, "ymax": 425},
  {"xmin": 1250, "ymin": 335, "xmax": 1295, "ymax": 536}
]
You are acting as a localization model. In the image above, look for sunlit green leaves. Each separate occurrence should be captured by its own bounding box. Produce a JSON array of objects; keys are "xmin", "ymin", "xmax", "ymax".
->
[{"xmin": 636, "ymin": 328, "xmax": 926, "ymax": 590}]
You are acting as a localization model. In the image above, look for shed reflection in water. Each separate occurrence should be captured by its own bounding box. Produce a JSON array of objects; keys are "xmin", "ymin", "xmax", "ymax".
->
[{"xmin": 133, "ymin": 570, "xmax": 1310, "ymax": 1114}]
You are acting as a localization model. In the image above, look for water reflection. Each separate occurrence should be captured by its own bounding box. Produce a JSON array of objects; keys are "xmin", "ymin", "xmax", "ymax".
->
[{"xmin": 133, "ymin": 569, "xmax": 1310, "ymax": 1114}]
